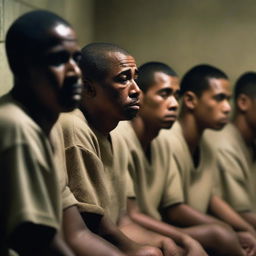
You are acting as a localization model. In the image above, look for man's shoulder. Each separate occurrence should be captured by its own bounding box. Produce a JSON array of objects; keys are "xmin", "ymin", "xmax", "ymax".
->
[
  {"xmin": 0, "ymin": 94, "xmax": 42, "ymax": 149},
  {"xmin": 113, "ymin": 121, "xmax": 138, "ymax": 148},
  {"xmin": 160, "ymin": 122, "xmax": 188, "ymax": 156},
  {"xmin": 59, "ymin": 109, "xmax": 100, "ymax": 153},
  {"xmin": 204, "ymin": 123, "xmax": 239, "ymax": 151},
  {"xmin": 0, "ymin": 94, "xmax": 32, "ymax": 125}
]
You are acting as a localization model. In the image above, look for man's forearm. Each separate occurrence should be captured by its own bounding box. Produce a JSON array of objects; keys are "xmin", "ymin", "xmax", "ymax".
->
[
  {"xmin": 164, "ymin": 203, "xmax": 222, "ymax": 227},
  {"xmin": 209, "ymin": 195, "xmax": 256, "ymax": 235},
  {"xmin": 240, "ymin": 212, "xmax": 256, "ymax": 230}
]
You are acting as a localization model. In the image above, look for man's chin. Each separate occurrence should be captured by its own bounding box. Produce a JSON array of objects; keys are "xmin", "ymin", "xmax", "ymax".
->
[
  {"xmin": 60, "ymin": 100, "xmax": 80, "ymax": 113},
  {"xmin": 161, "ymin": 120, "xmax": 175, "ymax": 129},
  {"xmin": 124, "ymin": 109, "xmax": 139, "ymax": 120},
  {"xmin": 212, "ymin": 123, "xmax": 227, "ymax": 131}
]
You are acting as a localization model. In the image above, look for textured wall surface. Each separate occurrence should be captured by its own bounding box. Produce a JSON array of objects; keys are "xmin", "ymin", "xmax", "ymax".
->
[
  {"xmin": 2, "ymin": 0, "xmax": 256, "ymax": 96},
  {"xmin": 93, "ymin": 0, "xmax": 256, "ymax": 84}
]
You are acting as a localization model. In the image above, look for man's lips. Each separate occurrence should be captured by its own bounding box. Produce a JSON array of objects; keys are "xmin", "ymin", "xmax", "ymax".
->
[
  {"xmin": 164, "ymin": 114, "xmax": 177, "ymax": 120},
  {"xmin": 219, "ymin": 117, "xmax": 229, "ymax": 124},
  {"xmin": 127, "ymin": 100, "xmax": 140, "ymax": 110},
  {"xmin": 71, "ymin": 83, "xmax": 83, "ymax": 99}
]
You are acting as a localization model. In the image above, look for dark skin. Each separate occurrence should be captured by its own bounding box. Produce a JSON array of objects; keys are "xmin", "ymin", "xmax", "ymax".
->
[
  {"xmin": 8, "ymin": 21, "xmax": 82, "ymax": 256},
  {"xmin": 12, "ymin": 26, "xmax": 82, "ymax": 135},
  {"xmin": 79, "ymin": 51, "xmax": 182, "ymax": 256},
  {"xmin": 166, "ymin": 78, "xmax": 256, "ymax": 255},
  {"xmin": 127, "ymin": 72, "xmax": 208, "ymax": 256},
  {"xmin": 231, "ymin": 94, "xmax": 256, "ymax": 229},
  {"xmin": 9, "ymin": 25, "xmax": 127, "ymax": 256},
  {"xmin": 63, "ymin": 207, "xmax": 125, "ymax": 256}
]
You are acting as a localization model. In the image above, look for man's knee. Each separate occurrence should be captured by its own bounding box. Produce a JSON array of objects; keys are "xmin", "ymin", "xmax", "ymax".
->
[{"xmin": 208, "ymin": 224, "xmax": 243, "ymax": 256}]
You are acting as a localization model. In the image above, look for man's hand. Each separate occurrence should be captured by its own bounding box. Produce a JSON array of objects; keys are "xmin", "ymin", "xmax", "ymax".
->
[
  {"xmin": 125, "ymin": 244, "xmax": 163, "ymax": 256},
  {"xmin": 160, "ymin": 237, "xmax": 183, "ymax": 256},
  {"xmin": 181, "ymin": 235, "xmax": 208, "ymax": 256},
  {"xmin": 237, "ymin": 231, "xmax": 256, "ymax": 256}
]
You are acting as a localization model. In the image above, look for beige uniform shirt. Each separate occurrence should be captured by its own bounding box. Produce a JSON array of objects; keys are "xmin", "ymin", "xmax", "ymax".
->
[
  {"xmin": 204, "ymin": 123, "xmax": 256, "ymax": 212},
  {"xmin": 114, "ymin": 121, "xmax": 184, "ymax": 220},
  {"xmin": 160, "ymin": 121, "xmax": 216, "ymax": 213},
  {"xmin": 58, "ymin": 109, "xmax": 130, "ymax": 224},
  {"xmin": 0, "ymin": 94, "xmax": 62, "ymax": 255},
  {"xmin": 51, "ymin": 122, "xmax": 78, "ymax": 211}
]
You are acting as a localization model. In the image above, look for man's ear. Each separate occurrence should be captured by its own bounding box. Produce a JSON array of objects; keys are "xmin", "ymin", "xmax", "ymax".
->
[
  {"xmin": 237, "ymin": 94, "xmax": 251, "ymax": 112},
  {"xmin": 82, "ymin": 78, "xmax": 96, "ymax": 97},
  {"xmin": 183, "ymin": 91, "xmax": 198, "ymax": 110}
]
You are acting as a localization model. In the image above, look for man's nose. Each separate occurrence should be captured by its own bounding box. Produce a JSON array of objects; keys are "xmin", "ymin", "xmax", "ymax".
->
[
  {"xmin": 223, "ymin": 99, "xmax": 231, "ymax": 114},
  {"xmin": 67, "ymin": 58, "xmax": 81, "ymax": 78},
  {"xmin": 168, "ymin": 95, "xmax": 179, "ymax": 110},
  {"xmin": 129, "ymin": 80, "xmax": 141, "ymax": 98}
]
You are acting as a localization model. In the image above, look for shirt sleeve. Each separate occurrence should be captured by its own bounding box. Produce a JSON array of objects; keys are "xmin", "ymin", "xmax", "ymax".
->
[
  {"xmin": 65, "ymin": 145, "xmax": 105, "ymax": 215},
  {"xmin": 0, "ymin": 144, "xmax": 60, "ymax": 240}
]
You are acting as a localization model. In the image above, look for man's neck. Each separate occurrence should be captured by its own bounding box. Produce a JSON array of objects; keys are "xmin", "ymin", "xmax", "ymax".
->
[
  {"xmin": 131, "ymin": 116, "xmax": 159, "ymax": 154},
  {"xmin": 11, "ymin": 87, "xmax": 58, "ymax": 136},
  {"xmin": 233, "ymin": 114, "xmax": 255, "ymax": 146},
  {"xmin": 80, "ymin": 106, "xmax": 119, "ymax": 136},
  {"xmin": 179, "ymin": 113, "xmax": 204, "ymax": 155}
]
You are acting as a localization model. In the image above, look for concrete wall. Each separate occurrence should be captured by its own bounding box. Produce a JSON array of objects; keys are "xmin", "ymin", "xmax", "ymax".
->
[
  {"xmin": 94, "ymin": 0, "xmax": 256, "ymax": 85},
  {"xmin": 2, "ymin": 0, "xmax": 256, "ymax": 95},
  {"xmin": 0, "ymin": 0, "xmax": 93, "ymax": 96}
]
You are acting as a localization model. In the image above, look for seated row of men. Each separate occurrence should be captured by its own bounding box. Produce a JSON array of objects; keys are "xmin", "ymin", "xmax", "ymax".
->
[{"xmin": 1, "ymin": 10, "xmax": 256, "ymax": 256}]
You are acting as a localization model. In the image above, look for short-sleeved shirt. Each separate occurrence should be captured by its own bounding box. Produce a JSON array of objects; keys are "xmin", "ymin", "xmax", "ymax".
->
[
  {"xmin": 58, "ymin": 109, "xmax": 130, "ymax": 224},
  {"xmin": 51, "ymin": 123, "xmax": 78, "ymax": 211},
  {"xmin": 114, "ymin": 121, "xmax": 184, "ymax": 220},
  {"xmin": 160, "ymin": 121, "xmax": 216, "ymax": 213},
  {"xmin": 0, "ymin": 93, "xmax": 62, "ymax": 255},
  {"xmin": 204, "ymin": 123, "xmax": 256, "ymax": 212}
]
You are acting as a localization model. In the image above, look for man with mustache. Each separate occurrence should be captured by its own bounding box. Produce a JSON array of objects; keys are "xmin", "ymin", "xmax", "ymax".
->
[
  {"xmin": 0, "ymin": 10, "xmax": 82, "ymax": 256},
  {"xmin": 58, "ymin": 43, "xmax": 180, "ymax": 256},
  {"xmin": 160, "ymin": 64, "xmax": 256, "ymax": 255},
  {"xmin": 204, "ymin": 72, "xmax": 256, "ymax": 229},
  {"xmin": 114, "ymin": 61, "xmax": 207, "ymax": 256}
]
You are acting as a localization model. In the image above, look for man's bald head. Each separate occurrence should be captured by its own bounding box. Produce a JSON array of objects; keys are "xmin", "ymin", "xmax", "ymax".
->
[
  {"xmin": 6, "ymin": 10, "xmax": 72, "ymax": 75},
  {"xmin": 79, "ymin": 42, "xmax": 131, "ymax": 83}
]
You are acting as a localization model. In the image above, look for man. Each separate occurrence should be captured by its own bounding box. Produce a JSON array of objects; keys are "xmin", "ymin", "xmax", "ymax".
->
[
  {"xmin": 1, "ymin": 11, "xmax": 124, "ymax": 256},
  {"xmin": 59, "ymin": 43, "xmax": 178, "ymax": 256},
  {"xmin": 114, "ymin": 62, "xmax": 207, "ymax": 256},
  {"xmin": 0, "ymin": 10, "xmax": 82, "ymax": 256},
  {"xmin": 160, "ymin": 64, "xmax": 256, "ymax": 255},
  {"xmin": 204, "ymin": 72, "xmax": 256, "ymax": 228}
]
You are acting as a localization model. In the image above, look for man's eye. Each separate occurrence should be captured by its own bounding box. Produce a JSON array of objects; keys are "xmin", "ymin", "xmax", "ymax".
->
[
  {"xmin": 115, "ymin": 75, "xmax": 129, "ymax": 84},
  {"xmin": 214, "ymin": 94, "xmax": 226, "ymax": 102},
  {"xmin": 159, "ymin": 91, "xmax": 169, "ymax": 98},
  {"xmin": 174, "ymin": 91, "xmax": 180, "ymax": 100},
  {"xmin": 73, "ymin": 52, "xmax": 82, "ymax": 63},
  {"xmin": 47, "ymin": 53, "xmax": 69, "ymax": 66}
]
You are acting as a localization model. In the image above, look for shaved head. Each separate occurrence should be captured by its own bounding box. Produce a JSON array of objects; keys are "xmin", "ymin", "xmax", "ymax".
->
[
  {"xmin": 6, "ymin": 10, "xmax": 72, "ymax": 75},
  {"xmin": 79, "ymin": 42, "xmax": 131, "ymax": 82}
]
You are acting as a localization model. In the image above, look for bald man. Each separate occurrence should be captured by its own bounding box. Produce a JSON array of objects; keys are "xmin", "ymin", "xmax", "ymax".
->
[{"xmin": 58, "ymin": 43, "xmax": 182, "ymax": 256}]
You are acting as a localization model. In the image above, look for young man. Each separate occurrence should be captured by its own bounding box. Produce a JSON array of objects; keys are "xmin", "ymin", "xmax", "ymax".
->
[
  {"xmin": 160, "ymin": 64, "xmax": 256, "ymax": 255},
  {"xmin": 114, "ymin": 62, "xmax": 207, "ymax": 256},
  {"xmin": 204, "ymin": 72, "xmax": 256, "ymax": 228},
  {"xmin": 0, "ymin": 10, "xmax": 82, "ymax": 256},
  {"xmin": 58, "ymin": 43, "xmax": 178, "ymax": 256}
]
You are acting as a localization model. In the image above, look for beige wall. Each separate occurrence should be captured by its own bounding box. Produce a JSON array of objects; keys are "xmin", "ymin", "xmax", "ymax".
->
[
  {"xmin": 0, "ymin": 0, "xmax": 93, "ymax": 96},
  {"xmin": 94, "ymin": 0, "xmax": 256, "ymax": 85},
  {"xmin": 2, "ymin": 0, "xmax": 256, "ymax": 96}
]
